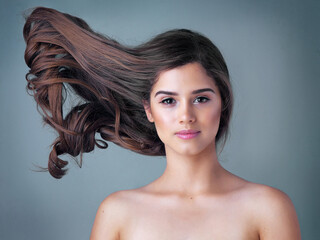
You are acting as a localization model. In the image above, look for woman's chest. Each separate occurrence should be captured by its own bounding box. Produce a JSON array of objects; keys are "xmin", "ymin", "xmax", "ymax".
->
[{"xmin": 120, "ymin": 198, "xmax": 259, "ymax": 240}]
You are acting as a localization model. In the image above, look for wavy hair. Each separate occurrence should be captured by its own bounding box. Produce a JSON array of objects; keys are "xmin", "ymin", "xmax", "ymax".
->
[{"xmin": 23, "ymin": 7, "xmax": 233, "ymax": 178}]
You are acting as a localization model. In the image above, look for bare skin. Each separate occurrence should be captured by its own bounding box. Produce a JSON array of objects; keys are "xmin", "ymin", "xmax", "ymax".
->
[{"xmin": 90, "ymin": 63, "xmax": 301, "ymax": 240}]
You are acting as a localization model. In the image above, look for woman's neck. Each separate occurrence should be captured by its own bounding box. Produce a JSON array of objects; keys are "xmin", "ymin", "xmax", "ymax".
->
[{"xmin": 148, "ymin": 143, "xmax": 230, "ymax": 197}]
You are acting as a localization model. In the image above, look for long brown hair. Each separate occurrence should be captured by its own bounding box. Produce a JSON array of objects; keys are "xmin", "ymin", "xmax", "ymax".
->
[{"xmin": 23, "ymin": 7, "xmax": 233, "ymax": 178}]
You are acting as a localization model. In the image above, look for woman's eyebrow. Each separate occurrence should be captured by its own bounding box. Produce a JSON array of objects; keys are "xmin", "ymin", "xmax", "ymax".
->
[
  {"xmin": 154, "ymin": 88, "xmax": 215, "ymax": 97},
  {"xmin": 192, "ymin": 88, "xmax": 215, "ymax": 95}
]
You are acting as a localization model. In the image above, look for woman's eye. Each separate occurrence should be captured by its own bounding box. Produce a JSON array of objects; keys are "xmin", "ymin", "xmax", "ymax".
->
[
  {"xmin": 194, "ymin": 96, "xmax": 209, "ymax": 103},
  {"xmin": 160, "ymin": 98, "xmax": 176, "ymax": 105}
]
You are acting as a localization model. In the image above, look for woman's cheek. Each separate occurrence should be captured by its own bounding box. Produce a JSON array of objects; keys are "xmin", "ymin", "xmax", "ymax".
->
[
  {"xmin": 152, "ymin": 109, "xmax": 175, "ymax": 141},
  {"xmin": 210, "ymin": 107, "xmax": 221, "ymax": 134},
  {"xmin": 199, "ymin": 103, "xmax": 221, "ymax": 131}
]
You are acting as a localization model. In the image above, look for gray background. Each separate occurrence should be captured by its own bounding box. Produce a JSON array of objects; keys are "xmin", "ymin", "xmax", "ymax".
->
[{"xmin": 1, "ymin": 0, "xmax": 319, "ymax": 239}]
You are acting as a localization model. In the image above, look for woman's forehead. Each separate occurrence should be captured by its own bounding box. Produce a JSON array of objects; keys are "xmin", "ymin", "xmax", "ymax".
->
[{"xmin": 151, "ymin": 62, "xmax": 218, "ymax": 94}]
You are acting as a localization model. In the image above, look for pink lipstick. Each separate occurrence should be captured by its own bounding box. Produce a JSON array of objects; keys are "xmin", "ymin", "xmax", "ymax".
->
[{"xmin": 175, "ymin": 130, "xmax": 200, "ymax": 139}]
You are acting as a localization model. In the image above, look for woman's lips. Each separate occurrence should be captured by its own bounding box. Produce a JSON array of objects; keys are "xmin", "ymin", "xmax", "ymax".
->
[{"xmin": 175, "ymin": 130, "xmax": 200, "ymax": 139}]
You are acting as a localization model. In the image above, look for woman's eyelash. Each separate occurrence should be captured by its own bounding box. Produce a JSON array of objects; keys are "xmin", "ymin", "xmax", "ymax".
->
[
  {"xmin": 194, "ymin": 96, "xmax": 209, "ymax": 103},
  {"xmin": 160, "ymin": 96, "xmax": 210, "ymax": 105},
  {"xmin": 160, "ymin": 98, "xmax": 175, "ymax": 104}
]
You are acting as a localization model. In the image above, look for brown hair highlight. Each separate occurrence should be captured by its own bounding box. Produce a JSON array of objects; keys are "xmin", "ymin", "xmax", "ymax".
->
[{"xmin": 23, "ymin": 7, "xmax": 233, "ymax": 178}]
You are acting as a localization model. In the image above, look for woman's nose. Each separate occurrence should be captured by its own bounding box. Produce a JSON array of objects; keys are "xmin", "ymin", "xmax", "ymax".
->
[{"xmin": 178, "ymin": 101, "xmax": 196, "ymax": 124}]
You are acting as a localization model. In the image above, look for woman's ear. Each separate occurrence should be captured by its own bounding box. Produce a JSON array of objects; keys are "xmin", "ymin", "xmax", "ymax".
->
[{"xmin": 142, "ymin": 100, "xmax": 154, "ymax": 123}]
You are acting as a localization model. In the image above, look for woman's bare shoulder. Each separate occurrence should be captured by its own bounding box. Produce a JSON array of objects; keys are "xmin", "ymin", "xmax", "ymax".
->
[
  {"xmin": 96, "ymin": 189, "xmax": 142, "ymax": 215},
  {"xmin": 241, "ymin": 182, "xmax": 296, "ymax": 210},
  {"xmin": 240, "ymin": 182, "xmax": 301, "ymax": 240},
  {"xmin": 240, "ymin": 181, "xmax": 290, "ymax": 198},
  {"xmin": 90, "ymin": 190, "xmax": 135, "ymax": 240}
]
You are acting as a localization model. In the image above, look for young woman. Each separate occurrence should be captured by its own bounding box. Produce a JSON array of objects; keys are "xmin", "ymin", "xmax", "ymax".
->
[{"xmin": 23, "ymin": 7, "xmax": 301, "ymax": 240}]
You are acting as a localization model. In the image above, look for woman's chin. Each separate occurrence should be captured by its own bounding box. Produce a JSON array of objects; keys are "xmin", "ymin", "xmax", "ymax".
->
[{"xmin": 165, "ymin": 144, "xmax": 214, "ymax": 157}]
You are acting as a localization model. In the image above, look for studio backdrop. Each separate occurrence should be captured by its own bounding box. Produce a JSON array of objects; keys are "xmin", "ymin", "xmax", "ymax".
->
[{"xmin": 0, "ymin": 0, "xmax": 319, "ymax": 239}]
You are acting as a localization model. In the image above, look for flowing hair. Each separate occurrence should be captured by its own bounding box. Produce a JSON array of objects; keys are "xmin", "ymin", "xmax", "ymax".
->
[{"xmin": 23, "ymin": 7, "xmax": 233, "ymax": 179}]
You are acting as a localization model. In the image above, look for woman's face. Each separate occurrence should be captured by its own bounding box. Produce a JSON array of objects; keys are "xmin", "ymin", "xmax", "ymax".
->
[{"xmin": 144, "ymin": 62, "xmax": 222, "ymax": 156}]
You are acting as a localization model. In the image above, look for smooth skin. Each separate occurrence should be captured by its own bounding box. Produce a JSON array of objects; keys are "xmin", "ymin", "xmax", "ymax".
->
[{"xmin": 90, "ymin": 62, "xmax": 301, "ymax": 240}]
